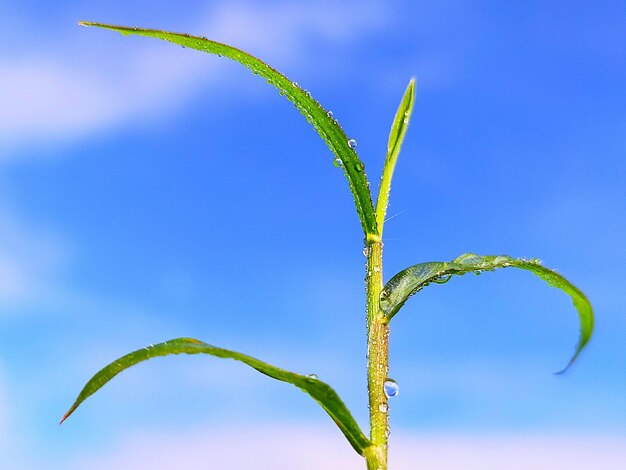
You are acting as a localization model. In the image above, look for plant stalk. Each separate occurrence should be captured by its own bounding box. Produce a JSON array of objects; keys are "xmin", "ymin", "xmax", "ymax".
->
[{"xmin": 365, "ymin": 237, "xmax": 389, "ymax": 469}]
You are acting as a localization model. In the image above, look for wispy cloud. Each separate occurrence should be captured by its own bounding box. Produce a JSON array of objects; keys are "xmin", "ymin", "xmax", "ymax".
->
[
  {"xmin": 0, "ymin": 1, "xmax": 387, "ymax": 160},
  {"xmin": 59, "ymin": 423, "xmax": 626, "ymax": 470}
]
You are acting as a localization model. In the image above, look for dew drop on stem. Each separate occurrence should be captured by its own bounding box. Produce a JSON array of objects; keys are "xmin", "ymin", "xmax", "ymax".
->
[{"xmin": 384, "ymin": 378, "xmax": 399, "ymax": 397}]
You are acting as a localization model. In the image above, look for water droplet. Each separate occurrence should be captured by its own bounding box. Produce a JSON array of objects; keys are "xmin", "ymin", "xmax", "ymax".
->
[
  {"xmin": 433, "ymin": 274, "xmax": 452, "ymax": 284},
  {"xmin": 362, "ymin": 246, "xmax": 370, "ymax": 257},
  {"xmin": 384, "ymin": 378, "xmax": 399, "ymax": 397},
  {"xmin": 333, "ymin": 118, "xmax": 339, "ymax": 125},
  {"xmin": 347, "ymin": 138, "xmax": 357, "ymax": 149},
  {"xmin": 327, "ymin": 111, "xmax": 334, "ymax": 118},
  {"xmin": 373, "ymin": 266, "xmax": 381, "ymax": 272},
  {"xmin": 385, "ymin": 425, "xmax": 391, "ymax": 437},
  {"xmin": 333, "ymin": 157, "xmax": 343, "ymax": 168},
  {"xmin": 378, "ymin": 403, "xmax": 388, "ymax": 413},
  {"xmin": 292, "ymin": 81, "xmax": 300, "ymax": 88},
  {"xmin": 306, "ymin": 374, "xmax": 318, "ymax": 380},
  {"xmin": 304, "ymin": 90, "xmax": 311, "ymax": 97}
]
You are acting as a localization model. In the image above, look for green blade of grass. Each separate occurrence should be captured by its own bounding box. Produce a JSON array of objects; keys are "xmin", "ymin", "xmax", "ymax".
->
[
  {"xmin": 79, "ymin": 21, "xmax": 378, "ymax": 237},
  {"xmin": 61, "ymin": 337, "xmax": 371, "ymax": 455},
  {"xmin": 375, "ymin": 78, "xmax": 415, "ymax": 235},
  {"xmin": 381, "ymin": 254, "xmax": 594, "ymax": 372}
]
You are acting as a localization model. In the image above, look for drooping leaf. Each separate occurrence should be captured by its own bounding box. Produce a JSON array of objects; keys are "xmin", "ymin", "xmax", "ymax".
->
[
  {"xmin": 79, "ymin": 21, "xmax": 378, "ymax": 237},
  {"xmin": 380, "ymin": 254, "xmax": 594, "ymax": 372},
  {"xmin": 376, "ymin": 78, "xmax": 415, "ymax": 234},
  {"xmin": 61, "ymin": 337, "xmax": 371, "ymax": 455}
]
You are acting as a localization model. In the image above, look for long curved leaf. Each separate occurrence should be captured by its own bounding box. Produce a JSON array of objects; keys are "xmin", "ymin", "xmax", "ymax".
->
[
  {"xmin": 380, "ymin": 254, "xmax": 594, "ymax": 372},
  {"xmin": 79, "ymin": 21, "xmax": 378, "ymax": 237},
  {"xmin": 61, "ymin": 337, "xmax": 371, "ymax": 455}
]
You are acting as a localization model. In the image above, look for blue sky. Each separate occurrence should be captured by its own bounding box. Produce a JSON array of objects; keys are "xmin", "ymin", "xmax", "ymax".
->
[{"xmin": 1, "ymin": 1, "xmax": 625, "ymax": 468}]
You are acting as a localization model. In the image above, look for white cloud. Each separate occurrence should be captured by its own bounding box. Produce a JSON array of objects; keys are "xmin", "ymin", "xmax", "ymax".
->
[
  {"xmin": 0, "ymin": 1, "xmax": 387, "ymax": 160},
  {"xmin": 61, "ymin": 423, "xmax": 626, "ymax": 470}
]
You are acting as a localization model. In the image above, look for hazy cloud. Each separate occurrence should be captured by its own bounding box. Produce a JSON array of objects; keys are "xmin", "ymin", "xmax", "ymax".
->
[{"xmin": 0, "ymin": 1, "xmax": 387, "ymax": 160}]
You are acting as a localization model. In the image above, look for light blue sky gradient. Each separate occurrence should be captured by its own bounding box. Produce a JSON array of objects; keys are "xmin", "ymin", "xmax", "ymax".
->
[{"xmin": 1, "ymin": 1, "xmax": 625, "ymax": 468}]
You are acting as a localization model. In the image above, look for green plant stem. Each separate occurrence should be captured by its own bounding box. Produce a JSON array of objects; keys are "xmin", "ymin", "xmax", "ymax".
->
[{"xmin": 365, "ymin": 237, "xmax": 389, "ymax": 469}]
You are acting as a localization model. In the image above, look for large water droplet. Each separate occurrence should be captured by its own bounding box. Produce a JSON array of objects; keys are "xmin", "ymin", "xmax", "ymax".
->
[
  {"xmin": 306, "ymin": 374, "xmax": 318, "ymax": 380},
  {"xmin": 327, "ymin": 111, "xmax": 334, "ymax": 118},
  {"xmin": 362, "ymin": 246, "xmax": 370, "ymax": 257},
  {"xmin": 333, "ymin": 157, "xmax": 343, "ymax": 168},
  {"xmin": 347, "ymin": 138, "xmax": 357, "ymax": 149},
  {"xmin": 384, "ymin": 378, "xmax": 399, "ymax": 397}
]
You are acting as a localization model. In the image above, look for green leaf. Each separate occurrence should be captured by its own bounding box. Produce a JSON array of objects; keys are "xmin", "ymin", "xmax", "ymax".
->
[
  {"xmin": 375, "ymin": 78, "xmax": 415, "ymax": 234},
  {"xmin": 79, "ymin": 21, "xmax": 378, "ymax": 237},
  {"xmin": 61, "ymin": 337, "xmax": 371, "ymax": 455},
  {"xmin": 381, "ymin": 254, "xmax": 594, "ymax": 372}
]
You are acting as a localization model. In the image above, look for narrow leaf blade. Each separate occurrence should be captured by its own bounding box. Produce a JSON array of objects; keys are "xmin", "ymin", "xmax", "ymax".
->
[
  {"xmin": 79, "ymin": 21, "xmax": 377, "ymax": 236},
  {"xmin": 381, "ymin": 254, "xmax": 594, "ymax": 372},
  {"xmin": 61, "ymin": 338, "xmax": 371, "ymax": 455},
  {"xmin": 375, "ymin": 78, "xmax": 415, "ymax": 233}
]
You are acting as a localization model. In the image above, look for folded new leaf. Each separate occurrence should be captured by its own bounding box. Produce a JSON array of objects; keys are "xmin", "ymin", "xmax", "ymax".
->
[
  {"xmin": 78, "ymin": 21, "xmax": 377, "ymax": 237},
  {"xmin": 61, "ymin": 337, "xmax": 371, "ymax": 455},
  {"xmin": 381, "ymin": 254, "xmax": 594, "ymax": 372}
]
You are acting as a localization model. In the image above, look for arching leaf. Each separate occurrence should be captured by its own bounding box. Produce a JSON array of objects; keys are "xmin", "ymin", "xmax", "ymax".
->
[
  {"xmin": 61, "ymin": 338, "xmax": 371, "ymax": 455},
  {"xmin": 381, "ymin": 254, "xmax": 594, "ymax": 372},
  {"xmin": 79, "ymin": 21, "xmax": 378, "ymax": 237}
]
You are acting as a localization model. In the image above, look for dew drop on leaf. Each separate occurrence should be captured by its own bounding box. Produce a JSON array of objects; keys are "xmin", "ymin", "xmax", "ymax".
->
[
  {"xmin": 347, "ymin": 138, "xmax": 357, "ymax": 149},
  {"xmin": 383, "ymin": 378, "xmax": 399, "ymax": 398},
  {"xmin": 306, "ymin": 374, "xmax": 318, "ymax": 380},
  {"xmin": 333, "ymin": 157, "xmax": 343, "ymax": 168},
  {"xmin": 327, "ymin": 111, "xmax": 334, "ymax": 118}
]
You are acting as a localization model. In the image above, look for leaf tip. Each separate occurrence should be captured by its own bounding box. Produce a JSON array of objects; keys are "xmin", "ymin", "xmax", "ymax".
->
[{"xmin": 59, "ymin": 409, "xmax": 72, "ymax": 425}]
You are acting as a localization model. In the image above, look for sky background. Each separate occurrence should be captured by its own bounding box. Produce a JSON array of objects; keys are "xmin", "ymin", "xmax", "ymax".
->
[{"xmin": 1, "ymin": 1, "xmax": 625, "ymax": 468}]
